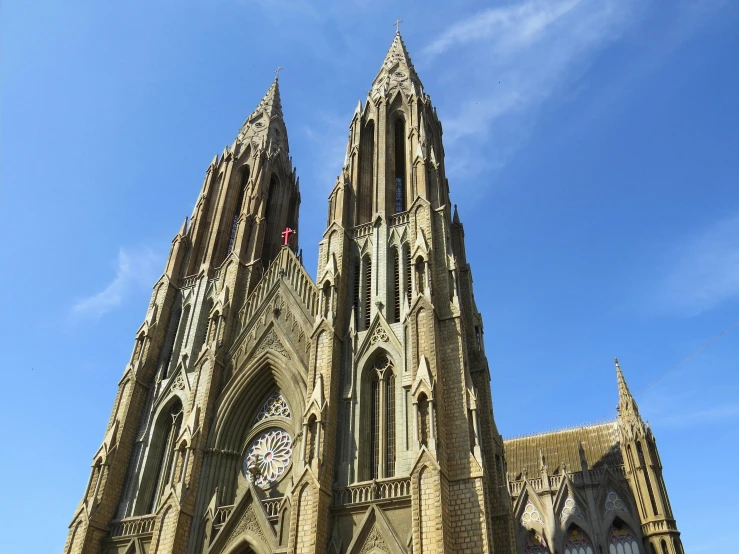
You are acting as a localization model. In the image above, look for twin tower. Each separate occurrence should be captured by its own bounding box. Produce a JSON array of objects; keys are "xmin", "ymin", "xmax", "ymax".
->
[{"xmin": 64, "ymin": 33, "xmax": 683, "ymax": 554}]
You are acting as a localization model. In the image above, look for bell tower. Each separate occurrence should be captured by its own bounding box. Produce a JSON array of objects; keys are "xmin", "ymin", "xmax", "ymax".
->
[
  {"xmin": 319, "ymin": 31, "xmax": 516, "ymax": 553},
  {"xmin": 616, "ymin": 360, "xmax": 684, "ymax": 554},
  {"xmin": 63, "ymin": 77, "xmax": 301, "ymax": 554}
]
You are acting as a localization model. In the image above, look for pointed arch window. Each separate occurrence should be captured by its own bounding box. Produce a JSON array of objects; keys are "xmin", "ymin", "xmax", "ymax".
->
[
  {"xmin": 404, "ymin": 243, "xmax": 412, "ymax": 304},
  {"xmin": 358, "ymin": 121, "xmax": 375, "ymax": 224},
  {"xmin": 637, "ymin": 440, "xmax": 659, "ymax": 516},
  {"xmin": 564, "ymin": 527, "xmax": 593, "ymax": 554},
  {"xmin": 262, "ymin": 174, "xmax": 283, "ymax": 268},
  {"xmin": 363, "ymin": 255, "xmax": 372, "ymax": 330},
  {"xmin": 390, "ymin": 247, "xmax": 400, "ymax": 323},
  {"xmin": 523, "ymin": 529, "xmax": 550, "ymax": 554},
  {"xmin": 148, "ymin": 400, "xmax": 183, "ymax": 512},
  {"xmin": 415, "ymin": 255, "xmax": 426, "ymax": 295},
  {"xmin": 393, "ymin": 117, "xmax": 406, "ymax": 213},
  {"xmin": 608, "ymin": 521, "xmax": 640, "ymax": 554},
  {"xmin": 417, "ymin": 393, "xmax": 429, "ymax": 448},
  {"xmin": 226, "ymin": 165, "xmax": 250, "ymax": 257},
  {"xmin": 159, "ymin": 304, "xmax": 183, "ymax": 379},
  {"xmin": 366, "ymin": 354, "xmax": 396, "ymax": 480},
  {"xmin": 353, "ymin": 259, "xmax": 361, "ymax": 329}
]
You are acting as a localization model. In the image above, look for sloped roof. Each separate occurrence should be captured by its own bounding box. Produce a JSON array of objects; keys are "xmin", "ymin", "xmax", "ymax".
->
[{"xmin": 504, "ymin": 421, "xmax": 622, "ymax": 480}]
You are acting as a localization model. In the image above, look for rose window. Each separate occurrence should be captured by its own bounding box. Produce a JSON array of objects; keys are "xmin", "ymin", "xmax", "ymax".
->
[{"xmin": 244, "ymin": 428, "xmax": 293, "ymax": 487}]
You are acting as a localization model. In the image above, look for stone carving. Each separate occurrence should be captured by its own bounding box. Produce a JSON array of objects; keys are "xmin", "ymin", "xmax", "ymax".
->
[
  {"xmin": 173, "ymin": 374, "xmax": 186, "ymax": 390},
  {"xmin": 358, "ymin": 526, "xmax": 389, "ymax": 554},
  {"xmin": 370, "ymin": 326, "xmax": 389, "ymax": 344},
  {"xmin": 224, "ymin": 505, "xmax": 266, "ymax": 552},
  {"xmin": 255, "ymin": 330, "xmax": 290, "ymax": 359}
]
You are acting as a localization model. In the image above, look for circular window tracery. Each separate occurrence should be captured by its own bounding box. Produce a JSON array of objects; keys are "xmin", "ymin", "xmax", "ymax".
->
[
  {"xmin": 374, "ymin": 354, "xmax": 393, "ymax": 372},
  {"xmin": 244, "ymin": 428, "xmax": 293, "ymax": 488}
]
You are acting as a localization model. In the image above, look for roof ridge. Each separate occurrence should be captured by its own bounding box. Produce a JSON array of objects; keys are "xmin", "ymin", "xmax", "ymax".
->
[{"xmin": 503, "ymin": 419, "xmax": 617, "ymax": 442}]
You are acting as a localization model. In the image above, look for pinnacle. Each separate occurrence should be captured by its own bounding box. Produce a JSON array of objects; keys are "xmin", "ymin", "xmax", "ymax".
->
[{"xmin": 251, "ymin": 76, "xmax": 283, "ymax": 121}]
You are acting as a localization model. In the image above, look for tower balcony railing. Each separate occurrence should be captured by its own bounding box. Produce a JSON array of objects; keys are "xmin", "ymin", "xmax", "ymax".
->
[
  {"xmin": 333, "ymin": 476, "xmax": 411, "ymax": 507},
  {"xmin": 212, "ymin": 497, "xmax": 283, "ymax": 532},
  {"xmin": 109, "ymin": 514, "xmax": 157, "ymax": 539},
  {"xmin": 508, "ymin": 465, "xmax": 627, "ymax": 496},
  {"xmin": 351, "ymin": 221, "xmax": 373, "ymax": 239},
  {"xmin": 389, "ymin": 211, "xmax": 410, "ymax": 227}
]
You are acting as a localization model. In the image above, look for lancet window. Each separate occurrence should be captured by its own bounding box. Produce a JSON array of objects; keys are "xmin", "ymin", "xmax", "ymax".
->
[
  {"xmin": 226, "ymin": 165, "xmax": 249, "ymax": 257},
  {"xmin": 148, "ymin": 400, "xmax": 183, "ymax": 512},
  {"xmin": 637, "ymin": 440, "xmax": 659, "ymax": 515},
  {"xmin": 363, "ymin": 255, "xmax": 372, "ymax": 330},
  {"xmin": 357, "ymin": 121, "xmax": 375, "ymax": 225},
  {"xmin": 390, "ymin": 247, "xmax": 401, "ymax": 323},
  {"xmin": 262, "ymin": 174, "xmax": 284, "ymax": 267},
  {"xmin": 393, "ymin": 117, "xmax": 406, "ymax": 213},
  {"xmin": 366, "ymin": 354, "xmax": 396, "ymax": 479},
  {"xmin": 417, "ymin": 393, "xmax": 429, "ymax": 447}
]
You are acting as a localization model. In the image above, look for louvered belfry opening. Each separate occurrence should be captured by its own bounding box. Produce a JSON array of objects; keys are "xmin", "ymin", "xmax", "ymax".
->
[
  {"xmin": 386, "ymin": 371, "xmax": 396, "ymax": 477},
  {"xmin": 358, "ymin": 121, "xmax": 375, "ymax": 225},
  {"xmin": 364, "ymin": 256, "xmax": 372, "ymax": 330},
  {"xmin": 391, "ymin": 247, "xmax": 400, "ymax": 323},
  {"xmin": 393, "ymin": 117, "xmax": 406, "ymax": 213}
]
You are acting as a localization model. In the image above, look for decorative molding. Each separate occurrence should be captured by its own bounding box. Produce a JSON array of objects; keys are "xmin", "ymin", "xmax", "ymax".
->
[
  {"xmin": 370, "ymin": 326, "xmax": 389, "ymax": 344},
  {"xmin": 358, "ymin": 525, "xmax": 389, "ymax": 554},
  {"xmin": 256, "ymin": 329, "xmax": 290, "ymax": 359}
]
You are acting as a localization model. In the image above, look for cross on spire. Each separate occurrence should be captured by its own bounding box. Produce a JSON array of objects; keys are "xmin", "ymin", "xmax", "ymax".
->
[
  {"xmin": 275, "ymin": 66, "xmax": 283, "ymax": 79},
  {"xmin": 394, "ymin": 18, "xmax": 402, "ymax": 34},
  {"xmin": 281, "ymin": 227, "xmax": 295, "ymax": 246}
]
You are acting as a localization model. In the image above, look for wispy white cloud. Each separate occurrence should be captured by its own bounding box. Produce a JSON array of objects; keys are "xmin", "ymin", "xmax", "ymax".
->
[
  {"xmin": 72, "ymin": 246, "xmax": 162, "ymax": 319},
  {"xmin": 653, "ymin": 403, "xmax": 739, "ymax": 428},
  {"xmin": 423, "ymin": 0, "xmax": 586, "ymax": 59},
  {"xmin": 420, "ymin": 0, "xmax": 639, "ymax": 183},
  {"xmin": 656, "ymin": 214, "xmax": 739, "ymax": 316}
]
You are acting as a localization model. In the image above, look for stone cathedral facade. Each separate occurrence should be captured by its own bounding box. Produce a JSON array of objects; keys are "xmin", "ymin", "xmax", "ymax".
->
[{"xmin": 64, "ymin": 33, "xmax": 684, "ymax": 554}]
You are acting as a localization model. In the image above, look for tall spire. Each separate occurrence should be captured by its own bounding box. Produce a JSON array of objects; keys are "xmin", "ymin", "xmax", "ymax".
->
[
  {"xmin": 615, "ymin": 357, "xmax": 640, "ymax": 418},
  {"xmin": 371, "ymin": 31, "xmax": 424, "ymax": 98},
  {"xmin": 234, "ymin": 76, "xmax": 288, "ymax": 154}
]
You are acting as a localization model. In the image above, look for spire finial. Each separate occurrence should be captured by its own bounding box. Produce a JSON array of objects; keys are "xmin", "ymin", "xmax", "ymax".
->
[
  {"xmin": 275, "ymin": 66, "xmax": 283, "ymax": 79},
  {"xmin": 394, "ymin": 18, "xmax": 403, "ymax": 34}
]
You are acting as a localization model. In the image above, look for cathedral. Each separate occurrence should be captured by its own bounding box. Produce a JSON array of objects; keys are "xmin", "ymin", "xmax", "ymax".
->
[{"xmin": 64, "ymin": 32, "xmax": 684, "ymax": 554}]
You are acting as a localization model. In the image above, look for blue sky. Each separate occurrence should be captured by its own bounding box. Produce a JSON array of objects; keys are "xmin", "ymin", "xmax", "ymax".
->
[{"xmin": 1, "ymin": 0, "xmax": 737, "ymax": 552}]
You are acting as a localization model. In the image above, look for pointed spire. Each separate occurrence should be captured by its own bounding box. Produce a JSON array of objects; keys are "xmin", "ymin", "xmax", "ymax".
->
[
  {"xmin": 234, "ymin": 76, "xmax": 288, "ymax": 153},
  {"xmin": 615, "ymin": 357, "xmax": 640, "ymax": 417},
  {"xmin": 453, "ymin": 204, "xmax": 460, "ymax": 224},
  {"xmin": 371, "ymin": 31, "xmax": 424, "ymax": 97}
]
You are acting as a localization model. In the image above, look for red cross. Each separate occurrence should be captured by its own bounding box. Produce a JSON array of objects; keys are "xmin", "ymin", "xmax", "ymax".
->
[{"xmin": 281, "ymin": 227, "xmax": 295, "ymax": 246}]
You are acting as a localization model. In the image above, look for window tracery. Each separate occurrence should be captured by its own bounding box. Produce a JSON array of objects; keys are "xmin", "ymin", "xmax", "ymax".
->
[
  {"xmin": 608, "ymin": 522, "xmax": 640, "ymax": 554},
  {"xmin": 521, "ymin": 500, "xmax": 543, "ymax": 526},
  {"xmin": 254, "ymin": 391, "xmax": 291, "ymax": 424},
  {"xmin": 244, "ymin": 428, "xmax": 293, "ymax": 488},
  {"xmin": 523, "ymin": 529, "xmax": 550, "ymax": 554},
  {"xmin": 605, "ymin": 491, "xmax": 627, "ymax": 515},
  {"xmin": 561, "ymin": 495, "xmax": 585, "ymax": 522}
]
